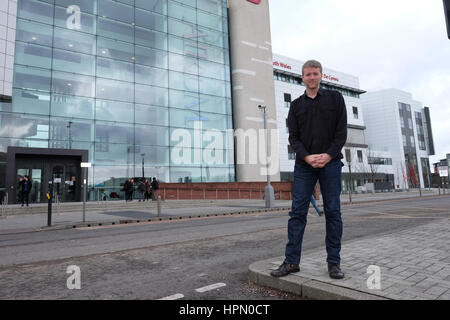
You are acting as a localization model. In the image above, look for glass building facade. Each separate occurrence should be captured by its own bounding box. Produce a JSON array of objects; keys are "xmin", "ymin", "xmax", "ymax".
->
[{"xmin": 0, "ymin": 0, "xmax": 235, "ymax": 200}]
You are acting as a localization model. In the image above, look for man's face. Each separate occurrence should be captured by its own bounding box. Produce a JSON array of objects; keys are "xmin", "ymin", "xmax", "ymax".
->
[{"xmin": 302, "ymin": 67, "xmax": 322, "ymax": 90}]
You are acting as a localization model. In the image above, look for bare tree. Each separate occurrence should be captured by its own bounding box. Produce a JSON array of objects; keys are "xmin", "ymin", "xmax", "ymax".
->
[{"xmin": 365, "ymin": 148, "xmax": 380, "ymax": 184}]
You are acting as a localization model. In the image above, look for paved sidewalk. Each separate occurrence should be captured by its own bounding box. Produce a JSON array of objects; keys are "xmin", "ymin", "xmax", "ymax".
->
[{"xmin": 249, "ymin": 218, "xmax": 450, "ymax": 300}]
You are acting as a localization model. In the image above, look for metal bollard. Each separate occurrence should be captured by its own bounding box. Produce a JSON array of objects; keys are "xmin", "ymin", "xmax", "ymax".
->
[
  {"xmin": 157, "ymin": 195, "xmax": 161, "ymax": 217},
  {"xmin": 47, "ymin": 180, "xmax": 53, "ymax": 227}
]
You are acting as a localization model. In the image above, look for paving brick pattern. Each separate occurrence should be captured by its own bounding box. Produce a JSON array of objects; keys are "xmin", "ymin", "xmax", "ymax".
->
[{"xmin": 267, "ymin": 219, "xmax": 450, "ymax": 300}]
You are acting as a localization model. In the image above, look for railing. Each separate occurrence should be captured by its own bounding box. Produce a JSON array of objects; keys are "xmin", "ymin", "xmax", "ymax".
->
[{"xmin": 1, "ymin": 192, "xmax": 8, "ymax": 215}]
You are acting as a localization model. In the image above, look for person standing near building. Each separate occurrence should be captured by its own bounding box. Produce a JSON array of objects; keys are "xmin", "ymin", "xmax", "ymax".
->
[
  {"xmin": 271, "ymin": 60, "xmax": 347, "ymax": 280},
  {"xmin": 144, "ymin": 179, "xmax": 151, "ymax": 201},
  {"xmin": 19, "ymin": 175, "xmax": 32, "ymax": 207},
  {"xmin": 151, "ymin": 177, "xmax": 159, "ymax": 201},
  {"xmin": 137, "ymin": 179, "xmax": 146, "ymax": 202},
  {"xmin": 123, "ymin": 178, "xmax": 134, "ymax": 202}
]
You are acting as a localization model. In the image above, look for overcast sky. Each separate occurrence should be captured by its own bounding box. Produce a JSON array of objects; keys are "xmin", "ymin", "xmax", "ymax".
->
[{"xmin": 268, "ymin": 0, "xmax": 450, "ymax": 167}]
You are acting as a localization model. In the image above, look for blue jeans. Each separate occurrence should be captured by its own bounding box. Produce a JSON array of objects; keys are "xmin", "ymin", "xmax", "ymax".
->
[{"xmin": 285, "ymin": 160, "xmax": 343, "ymax": 265}]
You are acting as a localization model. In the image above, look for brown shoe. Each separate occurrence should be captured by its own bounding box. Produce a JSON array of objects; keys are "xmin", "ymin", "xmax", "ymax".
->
[{"xmin": 270, "ymin": 262, "xmax": 300, "ymax": 277}]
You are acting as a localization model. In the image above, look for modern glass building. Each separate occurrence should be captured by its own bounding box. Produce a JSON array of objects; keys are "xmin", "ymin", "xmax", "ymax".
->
[{"xmin": 1, "ymin": 0, "xmax": 238, "ymax": 203}]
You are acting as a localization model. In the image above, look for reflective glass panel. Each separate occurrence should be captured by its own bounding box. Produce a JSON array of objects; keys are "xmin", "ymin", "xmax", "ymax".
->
[
  {"xmin": 135, "ymin": 8, "xmax": 167, "ymax": 33},
  {"xmin": 168, "ymin": 35, "xmax": 198, "ymax": 58},
  {"xmin": 97, "ymin": 37, "xmax": 134, "ymax": 62},
  {"xmin": 197, "ymin": 0, "xmax": 223, "ymax": 16},
  {"xmin": 49, "ymin": 117, "xmax": 94, "ymax": 142},
  {"xmin": 135, "ymin": 124, "xmax": 169, "ymax": 146},
  {"xmin": 197, "ymin": 26, "xmax": 223, "ymax": 47},
  {"xmin": 200, "ymin": 112, "xmax": 229, "ymax": 131},
  {"xmin": 199, "ymin": 94, "xmax": 227, "ymax": 114},
  {"xmin": 169, "ymin": 52, "xmax": 198, "ymax": 75},
  {"xmin": 96, "ymin": 78, "xmax": 134, "ymax": 102},
  {"xmin": 170, "ymin": 166, "xmax": 202, "ymax": 182},
  {"xmin": 11, "ymin": 89, "xmax": 50, "ymax": 115},
  {"xmin": 97, "ymin": 57, "xmax": 134, "ymax": 82},
  {"xmin": 16, "ymin": 19, "xmax": 54, "ymax": 47},
  {"xmin": 169, "ymin": 108, "xmax": 200, "ymax": 129},
  {"xmin": 94, "ymin": 143, "xmax": 135, "ymax": 165},
  {"xmin": 201, "ymin": 43, "xmax": 226, "ymax": 64},
  {"xmin": 135, "ymin": 84, "xmax": 168, "ymax": 106},
  {"xmin": 14, "ymin": 65, "xmax": 51, "ymax": 92},
  {"xmin": 135, "ymin": 105, "xmax": 169, "ymax": 126},
  {"xmin": 95, "ymin": 121, "xmax": 134, "ymax": 144},
  {"xmin": 14, "ymin": 42, "xmax": 52, "ymax": 69},
  {"xmin": 169, "ymin": 90, "xmax": 200, "ymax": 111},
  {"xmin": 137, "ymin": 145, "xmax": 170, "ymax": 166},
  {"xmin": 199, "ymin": 77, "xmax": 225, "ymax": 97},
  {"xmin": 168, "ymin": 1, "xmax": 196, "ymax": 24},
  {"xmin": 53, "ymin": 27, "xmax": 96, "ymax": 55},
  {"xmin": 93, "ymin": 165, "xmax": 130, "ymax": 186},
  {"xmin": 55, "ymin": 0, "xmax": 98, "ymax": 15},
  {"xmin": 51, "ymin": 94, "xmax": 95, "ymax": 119},
  {"xmin": 98, "ymin": 0, "xmax": 134, "ymax": 24},
  {"xmin": 52, "ymin": 48, "xmax": 96, "ymax": 76},
  {"xmin": 169, "ymin": 71, "xmax": 199, "ymax": 93},
  {"xmin": 17, "ymin": 0, "xmax": 54, "ymax": 25},
  {"xmin": 135, "ymin": 65, "xmax": 168, "ymax": 87},
  {"xmin": 135, "ymin": 27, "xmax": 167, "ymax": 50},
  {"xmin": 197, "ymin": 10, "xmax": 223, "ymax": 32},
  {"xmin": 135, "ymin": 0, "xmax": 167, "ymax": 15},
  {"xmin": 199, "ymin": 59, "xmax": 226, "ymax": 80},
  {"xmin": 134, "ymin": 46, "xmax": 168, "ymax": 69},
  {"xmin": 51, "ymin": 71, "xmax": 95, "ymax": 97},
  {"xmin": 97, "ymin": 17, "xmax": 134, "ymax": 43},
  {"xmin": 95, "ymin": 99, "xmax": 134, "ymax": 123},
  {"xmin": 0, "ymin": 113, "xmax": 50, "ymax": 139}
]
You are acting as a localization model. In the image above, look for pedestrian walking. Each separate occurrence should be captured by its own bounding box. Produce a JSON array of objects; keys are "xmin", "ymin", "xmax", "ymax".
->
[{"xmin": 271, "ymin": 60, "xmax": 347, "ymax": 280}]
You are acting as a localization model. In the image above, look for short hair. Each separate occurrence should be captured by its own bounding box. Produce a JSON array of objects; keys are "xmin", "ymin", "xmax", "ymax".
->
[{"xmin": 302, "ymin": 60, "xmax": 323, "ymax": 75}]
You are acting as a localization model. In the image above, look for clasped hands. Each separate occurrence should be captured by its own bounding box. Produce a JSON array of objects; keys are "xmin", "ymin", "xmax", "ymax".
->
[{"xmin": 304, "ymin": 153, "xmax": 331, "ymax": 168}]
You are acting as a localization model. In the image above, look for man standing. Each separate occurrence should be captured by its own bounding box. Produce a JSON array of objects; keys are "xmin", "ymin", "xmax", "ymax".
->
[
  {"xmin": 19, "ymin": 175, "xmax": 32, "ymax": 207},
  {"xmin": 151, "ymin": 177, "xmax": 159, "ymax": 201},
  {"xmin": 271, "ymin": 60, "xmax": 347, "ymax": 279}
]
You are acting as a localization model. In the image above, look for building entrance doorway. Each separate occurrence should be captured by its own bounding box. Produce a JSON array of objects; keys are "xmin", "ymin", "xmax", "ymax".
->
[
  {"xmin": 16, "ymin": 156, "xmax": 81, "ymax": 203},
  {"xmin": 6, "ymin": 147, "xmax": 88, "ymax": 204}
]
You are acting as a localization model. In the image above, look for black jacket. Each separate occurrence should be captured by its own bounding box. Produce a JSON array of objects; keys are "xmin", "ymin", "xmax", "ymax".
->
[
  {"xmin": 287, "ymin": 88, "xmax": 347, "ymax": 164},
  {"xmin": 19, "ymin": 179, "xmax": 32, "ymax": 193}
]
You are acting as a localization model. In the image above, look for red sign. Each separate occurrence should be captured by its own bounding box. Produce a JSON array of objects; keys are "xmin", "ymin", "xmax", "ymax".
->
[
  {"xmin": 273, "ymin": 61, "xmax": 292, "ymax": 70},
  {"xmin": 247, "ymin": 0, "xmax": 261, "ymax": 4},
  {"xmin": 323, "ymin": 73, "xmax": 339, "ymax": 82}
]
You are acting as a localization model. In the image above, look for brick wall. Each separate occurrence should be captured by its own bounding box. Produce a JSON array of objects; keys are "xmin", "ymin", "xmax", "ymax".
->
[{"xmin": 156, "ymin": 182, "xmax": 293, "ymax": 201}]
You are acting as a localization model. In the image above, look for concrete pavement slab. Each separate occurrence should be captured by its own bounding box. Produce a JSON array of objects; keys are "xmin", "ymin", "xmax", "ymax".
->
[{"xmin": 249, "ymin": 218, "xmax": 450, "ymax": 300}]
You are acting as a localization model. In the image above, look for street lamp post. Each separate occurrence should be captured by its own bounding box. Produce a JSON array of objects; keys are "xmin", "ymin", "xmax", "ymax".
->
[
  {"xmin": 67, "ymin": 121, "xmax": 73, "ymax": 149},
  {"xmin": 258, "ymin": 105, "xmax": 275, "ymax": 208},
  {"xmin": 141, "ymin": 153, "xmax": 145, "ymax": 179}
]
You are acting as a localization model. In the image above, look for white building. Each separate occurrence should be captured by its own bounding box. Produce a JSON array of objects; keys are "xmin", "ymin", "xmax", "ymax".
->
[
  {"xmin": 273, "ymin": 54, "xmax": 394, "ymax": 191},
  {"xmin": 361, "ymin": 89, "xmax": 435, "ymax": 189}
]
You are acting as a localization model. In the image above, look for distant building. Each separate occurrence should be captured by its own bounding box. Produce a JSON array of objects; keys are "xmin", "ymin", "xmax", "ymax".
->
[{"xmin": 361, "ymin": 89, "xmax": 435, "ymax": 189}]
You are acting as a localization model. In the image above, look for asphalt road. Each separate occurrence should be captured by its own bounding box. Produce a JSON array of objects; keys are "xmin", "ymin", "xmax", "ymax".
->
[{"xmin": 0, "ymin": 196, "xmax": 448, "ymax": 300}]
